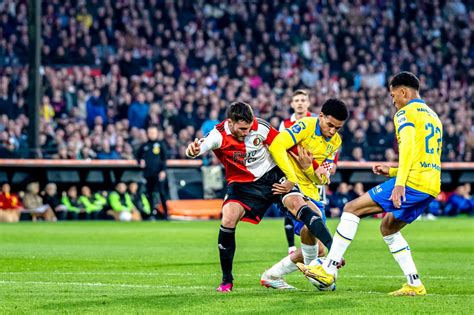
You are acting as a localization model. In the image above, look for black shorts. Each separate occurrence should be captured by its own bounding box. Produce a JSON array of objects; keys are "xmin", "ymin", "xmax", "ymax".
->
[{"xmin": 223, "ymin": 166, "xmax": 302, "ymax": 224}]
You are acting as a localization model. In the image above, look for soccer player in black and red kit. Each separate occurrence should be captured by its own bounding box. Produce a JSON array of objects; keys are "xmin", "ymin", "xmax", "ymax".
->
[{"xmin": 186, "ymin": 101, "xmax": 333, "ymax": 292}]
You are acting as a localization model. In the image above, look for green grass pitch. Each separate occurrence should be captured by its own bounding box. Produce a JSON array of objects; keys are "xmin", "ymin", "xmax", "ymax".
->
[{"xmin": 0, "ymin": 217, "xmax": 473, "ymax": 314}]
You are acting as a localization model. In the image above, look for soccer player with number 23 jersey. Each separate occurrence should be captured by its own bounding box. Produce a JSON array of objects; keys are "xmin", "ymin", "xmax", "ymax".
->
[{"xmin": 297, "ymin": 71, "xmax": 443, "ymax": 296}]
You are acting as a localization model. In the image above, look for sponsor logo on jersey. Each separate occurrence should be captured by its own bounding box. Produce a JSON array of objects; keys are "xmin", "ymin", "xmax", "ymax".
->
[
  {"xmin": 291, "ymin": 124, "xmax": 302, "ymax": 134},
  {"xmin": 420, "ymin": 161, "xmax": 441, "ymax": 171},
  {"xmin": 397, "ymin": 116, "xmax": 407, "ymax": 124},
  {"xmin": 417, "ymin": 107, "xmax": 438, "ymax": 117},
  {"xmin": 291, "ymin": 121, "xmax": 306, "ymax": 134},
  {"xmin": 233, "ymin": 150, "xmax": 258, "ymax": 164}
]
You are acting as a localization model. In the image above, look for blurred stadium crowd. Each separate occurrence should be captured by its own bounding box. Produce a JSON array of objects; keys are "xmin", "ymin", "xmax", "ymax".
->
[{"xmin": 0, "ymin": 0, "xmax": 472, "ymax": 162}]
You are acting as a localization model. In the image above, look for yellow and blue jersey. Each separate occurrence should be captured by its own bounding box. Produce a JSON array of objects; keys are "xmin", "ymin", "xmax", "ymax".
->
[
  {"xmin": 269, "ymin": 117, "xmax": 341, "ymax": 201},
  {"xmin": 389, "ymin": 99, "xmax": 443, "ymax": 197}
]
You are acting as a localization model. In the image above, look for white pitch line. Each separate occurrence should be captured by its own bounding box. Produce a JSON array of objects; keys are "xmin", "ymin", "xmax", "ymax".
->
[
  {"xmin": 356, "ymin": 291, "xmax": 473, "ymax": 298},
  {"xmin": 0, "ymin": 280, "xmax": 207, "ymax": 290},
  {"xmin": 0, "ymin": 280, "xmax": 471, "ymax": 297},
  {"xmin": 0, "ymin": 271, "xmax": 467, "ymax": 280}
]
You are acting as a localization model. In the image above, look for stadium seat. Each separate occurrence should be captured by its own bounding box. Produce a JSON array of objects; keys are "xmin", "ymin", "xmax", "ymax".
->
[
  {"xmin": 46, "ymin": 170, "xmax": 81, "ymax": 183},
  {"xmin": 441, "ymin": 172, "xmax": 452, "ymax": 184},
  {"xmin": 11, "ymin": 172, "xmax": 34, "ymax": 185},
  {"xmin": 330, "ymin": 172, "xmax": 342, "ymax": 184},
  {"xmin": 0, "ymin": 171, "xmax": 8, "ymax": 183},
  {"xmin": 459, "ymin": 172, "xmax": 474, "ymax": 184},
  {"xmin": 349, "ymin": 171, "xmax": 386, "ymax": 184},
  {"xmin": 167, "ymin": 168, "xmax": 203, "ymax": 199},
  {"xmin": 120, "ymin": 170, "xmax": 145, "ymax": 183},
  {"xmin": 109, "ymin": 171, "xmax": 116, "ymax": 184},
  {"xmin": 177, "ymin": 182, "xmax": 204, "ymax": 199},
  {"xmin": 85, "ymin": 170, "xmax": 105, "ymax": 183}
]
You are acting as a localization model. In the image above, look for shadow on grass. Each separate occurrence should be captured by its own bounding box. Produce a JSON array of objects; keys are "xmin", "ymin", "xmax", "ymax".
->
[{"xmin": 37, "ymin": 290, "xmax": 358, "ymax": 313}]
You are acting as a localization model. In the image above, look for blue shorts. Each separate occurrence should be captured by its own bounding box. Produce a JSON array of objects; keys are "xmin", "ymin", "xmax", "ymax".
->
[
  {"xmin": 368, "ymin": 178, "xmax": 434, "ymax": 223},
  {"xmin": 283, "ymin": 199, "xmax": 325, "ymax": 236}
]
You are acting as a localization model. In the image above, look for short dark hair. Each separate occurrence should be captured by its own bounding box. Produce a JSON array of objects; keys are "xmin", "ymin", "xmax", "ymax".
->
[
  {"xmin": 226, "ymin": 101, "xmax": 254, "ymax": 123},
  {"xmin": 321, "ymin": 98, "xmax": 349, "ymax": 121},
  {"xmin": 390, "ymin": 71, "xmax": 420, "ymax": 91},
  {"xmin": 292, "ymin": 89, "xmax": 309, "ymax": 98}
]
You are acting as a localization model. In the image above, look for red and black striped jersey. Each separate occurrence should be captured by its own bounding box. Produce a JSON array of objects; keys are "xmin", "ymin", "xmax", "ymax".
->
[{"xmin": 198, "ymin": 118, "xmax": 279, "ymax": 183}]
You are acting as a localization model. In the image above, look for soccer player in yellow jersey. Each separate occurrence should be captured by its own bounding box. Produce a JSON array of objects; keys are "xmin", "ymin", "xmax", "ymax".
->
[
  {"xmin": 270, "ymin": 98, "xmax": 346, "ymax": 196},
  {"xmin": 260, "ymin": 99, "xmax": 349, "ymax": 290},
  {"xmin": 298, "ymin": 72, "xmax": 442, "ymax": 296}
]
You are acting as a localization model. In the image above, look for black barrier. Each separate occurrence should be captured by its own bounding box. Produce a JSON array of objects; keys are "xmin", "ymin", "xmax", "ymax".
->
[{"xmin": 0, "ymin": 160, "xmax": 472, "ymax": 199}]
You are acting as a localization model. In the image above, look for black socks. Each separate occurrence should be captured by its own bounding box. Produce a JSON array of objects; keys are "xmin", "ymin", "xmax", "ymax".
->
[
  {"xmin": 297, "ymin": 205, "xmax": 333, "ymax": 250},
  {"xmin": 284, "ymin": 216, "xmax": 295, "ymax": 247},
  {"xmin": 218, "ymin": 225, "xmax": 236, "ymax": 283}
]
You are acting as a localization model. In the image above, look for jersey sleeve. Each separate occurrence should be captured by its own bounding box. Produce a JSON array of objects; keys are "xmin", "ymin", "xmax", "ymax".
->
[
  {"xmin": 257, "ymin": 118, "xmax": 279, "ymax": 145},
  {"xmin": 278, "ymin": 120, "xmax": 285, "ymax": 132},
  {"xmin": 192, "ymin": 128, "xmax": 222, "ymax": 158},
  {"xmin": 394, "ymin": 109, "xmax": 416, "ymax": 186},
  {"xmin": 268, "ymin": 118, "xmax": 312, "ymax": 184}
]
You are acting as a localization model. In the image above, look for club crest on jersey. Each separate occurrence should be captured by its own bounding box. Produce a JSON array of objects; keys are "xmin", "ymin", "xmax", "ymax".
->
[
  {"xmin": 325, "ymin": 144, "xmax": 334, "ymax": 155},
  {"xmin": 253, "ymin": 136, "xmax": 263, "ymax": 146}
]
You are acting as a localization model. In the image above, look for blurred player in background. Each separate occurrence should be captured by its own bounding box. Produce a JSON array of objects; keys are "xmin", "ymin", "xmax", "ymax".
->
[
  {"xmin": 186, "ymin": 101, "xmax": 334, "ymax": 292},
  {"xmin": 278, "ymin": 89, "xmax": 316, "ymax": 255},
  {"xmin": 298, "ymin": 72, "xmax": 442, "ymax": 296},
  {"xmin": 261, "ymin": 98, "xmax": 349, "ymax": 290}
]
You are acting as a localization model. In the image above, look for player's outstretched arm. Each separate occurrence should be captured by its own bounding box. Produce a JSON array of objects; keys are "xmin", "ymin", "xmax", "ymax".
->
[{"xmin": 185, "ymin": 128, "xmax": 222, "ymax": 159}]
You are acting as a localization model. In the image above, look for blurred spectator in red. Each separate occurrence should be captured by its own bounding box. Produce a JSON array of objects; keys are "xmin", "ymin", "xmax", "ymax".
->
[{"xmin": 0, "ymin": 183, "xmax": 22, "ymax": 222}]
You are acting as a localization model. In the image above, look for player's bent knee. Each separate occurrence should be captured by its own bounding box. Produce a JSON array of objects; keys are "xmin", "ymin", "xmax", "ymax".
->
[
  {"xmin": 221, "ymin": 209, "xmax": 240, "ymax": 228},
  {"xmin": 343, "ymin": 200, "xmax": 357, "ymax": 214},
  {"xmin": 283, "ymin": 194, "xmax": 306, "ymax": 213},
  {"xmin": 221, "ymin": 204, "xmax": 244, "ymax": 228},
  {"xmin": 221, "ymin": 217, "xmax": 238, "ymax": 228},
  {"xmin": 380, "ymin": 223, "xmax": 400, "ymax": 236}
]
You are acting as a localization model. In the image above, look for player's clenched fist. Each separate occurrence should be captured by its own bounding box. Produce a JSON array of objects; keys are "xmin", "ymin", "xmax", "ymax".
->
[{"xmin": 186, "ymin": 138, "xmax": 202, "ymax": 158}]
